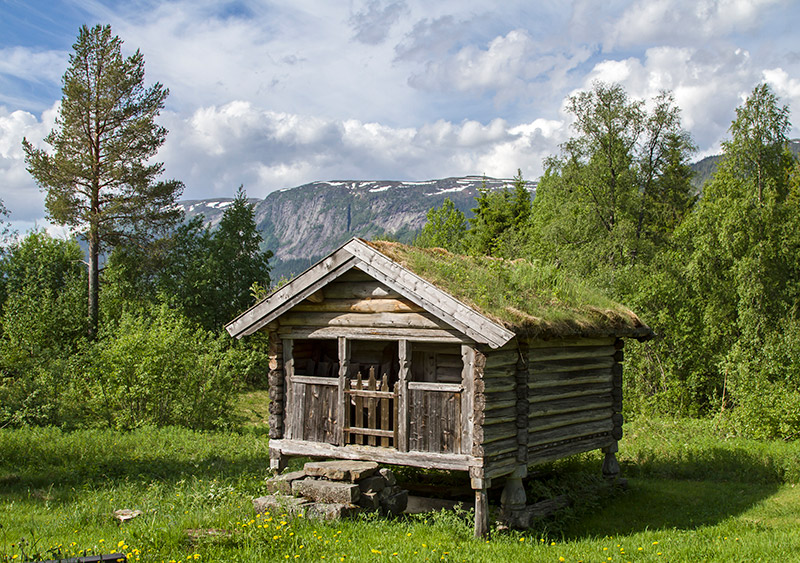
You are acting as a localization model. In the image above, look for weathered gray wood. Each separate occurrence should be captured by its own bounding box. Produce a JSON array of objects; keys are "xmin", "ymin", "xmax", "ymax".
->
[
  {"xmin": 481, "ymin": 364, "xmax": 518, "ymax": 379},
  {"xmin": 227, "ymin": 250, "xmax": 357, "ymax": 338},
  {"xmin": 473, "ymin": 421, "xmax": 517, "ymax": 445},
  {"xmin": 528, "ymin": 368, "xmax": 613, "ymax": 388},
  {"xmin": 283, "ymin": 339, "xmax": 296, "ymax": 440},
  {"xmin": 277, "ymin": 326, "xmax": 466, "ymax": 343},
  {"xmin": 337, "ymin": 337, "xmax": 348, "ymax": 446},
  {"xmin": 408, "ymin": 388, "xmax": 461, "ymax": 453},
  {"xmin": 527, "ymin": 419, "xmax": 613, "ymax": 448},
  {"xmin": 345, "ymin": 239, "xmax": 514, "ymax": 348},
  {"xmin": 398, "ymin": 340, "xmax": 409, "ymax": 452},
  {"xmin": 268, "ymin": 332, "xmax": 284, "ymax": 439},
  {"xmin": 528, "ymin": 384, "xmax": 612, "ymax": 404},
  {"xmin": 323, "ymin": 281, "xmax": 402, "ymax": 300},
  {"xmin": 291, "ymin": 375, "xmax": 338, "ymax": 386},
  {"xmin": 528, "ymin": 434, "xmax": 614, "ymax": 466},
  {"xmin": 473, "ymin": 436, "xmax": 518, "ymax": 458},
  {"xmin": 526, "ymin": 336, "xmax": 615, "ymax": 348},
  {"xmin": 527, "ymin": 345, "xmax": 616, "ymax": 362},
  {"xmin": 528, "ymin": 356, "xmax": 615, "ymax": 373},
  {"xmin": 407, "ymin": 382, "xmax": 463, "ymax": 392},
  {"xmin": 292, "ymin": 298, "xmax": 423, "ymax": 313},
  {"xmin": 269, "ymin": 439, "xmax": 473, "ymax": 471},
  {"xmin": 461, "ymin": 345, "xmax": 475, "ymax": 456},
  {"xmin": 528, "ymin": 395, "xmax": 613, "ymax": 417},
  {"xmin": 527, "ymin": 407, "xmax": 613, "ymax": 433},
  {"xmin": 484, "ymin": 349, "xmax": 520, "ymax": 369},
  {"xmin": 280, "ymin": 311, "xmax": 447, "ymax": 330},
  {"xmin": 367, "ymin": 369, "xmax": 377, "ymax": 446},
  {"xmin": 474, "ymin": 488, "xmax": 489, "ymax": 538}
]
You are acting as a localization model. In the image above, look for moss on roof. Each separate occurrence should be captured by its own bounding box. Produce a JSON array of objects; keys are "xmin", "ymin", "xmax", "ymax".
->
[{"xmin": 366, "ymin": 240, "xmax": 652, "ymax": 339}]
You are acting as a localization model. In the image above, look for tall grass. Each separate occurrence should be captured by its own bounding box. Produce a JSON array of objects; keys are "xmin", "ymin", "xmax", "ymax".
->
[{"xmin": 1, "ymin": 417, "xmax": 799, "ymax": 562}]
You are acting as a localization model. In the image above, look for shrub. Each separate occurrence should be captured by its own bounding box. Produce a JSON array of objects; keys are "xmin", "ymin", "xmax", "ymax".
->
[{"xmin": 83, "ymin": 304, "xmax": 246, "ymax": 430}]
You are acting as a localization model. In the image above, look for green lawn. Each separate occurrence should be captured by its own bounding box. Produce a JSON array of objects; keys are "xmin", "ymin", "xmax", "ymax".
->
[{"xmin": 1, "ymin": 414, "xmax": 798, "ymax": 562}]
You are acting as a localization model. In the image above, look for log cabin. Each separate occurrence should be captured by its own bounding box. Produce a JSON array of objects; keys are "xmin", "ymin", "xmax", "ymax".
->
[{"xmin": 225, "ymin": 238, "xmax": 653, "ymax": 535}]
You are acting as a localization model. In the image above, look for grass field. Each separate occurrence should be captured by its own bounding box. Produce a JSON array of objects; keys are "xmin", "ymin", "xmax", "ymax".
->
[{"xmin": 1, "ymin": 401, "xmax": 799, "ymax": 562}]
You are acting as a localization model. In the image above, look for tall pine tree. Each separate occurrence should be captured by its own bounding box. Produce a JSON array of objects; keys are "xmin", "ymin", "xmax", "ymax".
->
[{"xmin": 23, "ymin": 25, "xmax": 183, "ymax": 338}]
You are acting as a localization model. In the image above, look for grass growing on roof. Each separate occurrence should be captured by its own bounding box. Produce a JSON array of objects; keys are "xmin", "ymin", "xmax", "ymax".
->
[{"xmin": 368, "ymin": 240, "xmax": 646, "ymax": 337}]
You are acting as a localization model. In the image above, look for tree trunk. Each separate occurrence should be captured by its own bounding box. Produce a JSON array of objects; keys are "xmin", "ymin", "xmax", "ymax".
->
[{"xmin": 88, "ymin": 233, "xmax": 99, "ymax": 340}]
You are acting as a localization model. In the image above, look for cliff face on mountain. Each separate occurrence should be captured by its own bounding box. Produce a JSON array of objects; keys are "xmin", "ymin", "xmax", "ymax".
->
[{"xmin": 179, "ymin": 176, "xmax": 528, "ymax": 280}]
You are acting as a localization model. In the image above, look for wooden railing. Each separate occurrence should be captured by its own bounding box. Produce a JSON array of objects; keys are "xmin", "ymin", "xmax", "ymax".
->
[{"xmin": 344, "ymin": 368, "xmax": 398, "ymax": 447}]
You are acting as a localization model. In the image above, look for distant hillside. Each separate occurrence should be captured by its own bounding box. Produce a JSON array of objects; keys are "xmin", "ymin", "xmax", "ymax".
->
[
  {"xmin": 690, "ymin": 139, "xmax": 800, "ymax": 188},
  {"xmin": 179, "ymin": 176, "xmax": 533, "ymax": 281}
]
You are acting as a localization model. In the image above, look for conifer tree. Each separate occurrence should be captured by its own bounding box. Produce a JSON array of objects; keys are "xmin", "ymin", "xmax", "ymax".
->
[{"xmin": 23, "ymin": 25, "xmax": 183, "ymax": 338}]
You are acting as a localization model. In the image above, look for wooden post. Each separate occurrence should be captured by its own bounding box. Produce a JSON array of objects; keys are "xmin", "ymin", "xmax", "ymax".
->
[
  {"xmin": 269, "ymin": 449, "xmax": 288, "ymax": 473},
  {"xmin": 283, "ymin": 339, "xmax": 295, "ymax": 440},
  {"xmin": 337, "ymin": 337, "xmax": 349, "ymax": 446},
  {"xmin": 367, "ymin": 367, "xmax": 377, "ymax": 446},
  {"xmin": 398, "ymin": 339, "xmax": 409, "ymax": 452},
  {"xmin": 380, "ymin": 374, "xmax": 390, "ymax": 447},
  {"xmin": 461, "ymin": 345, "xmax": 474, "ymax": 456},
  {"xmin": 355, "ymin": 373, "xmax": 364, "ymax": 445},
  {"xmin": 474, "ymin": 482, "xmax": 490, "ymax": 538}
]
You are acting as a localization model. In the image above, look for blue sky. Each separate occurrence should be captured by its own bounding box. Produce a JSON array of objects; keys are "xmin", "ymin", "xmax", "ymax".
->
[{"xmin": 2, "ymin": 0, "xmax": 799, "ymax": 232}]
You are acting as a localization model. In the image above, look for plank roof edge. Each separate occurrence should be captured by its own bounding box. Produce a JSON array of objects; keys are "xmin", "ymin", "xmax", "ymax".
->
[{"xmin": 225, "ymin": 243, "xmax": 358, "ymax": 338}]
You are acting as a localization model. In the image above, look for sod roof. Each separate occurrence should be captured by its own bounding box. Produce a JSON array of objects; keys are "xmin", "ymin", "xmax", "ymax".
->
[{"xmin": 365, "ymin": 240, "xmax": 653, "ymax": 340}]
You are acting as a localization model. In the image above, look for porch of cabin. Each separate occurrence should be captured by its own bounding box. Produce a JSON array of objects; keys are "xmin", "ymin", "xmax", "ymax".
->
[{"xmin": 268, "ymin": 336, "xmax": 477, "ymax": 473}]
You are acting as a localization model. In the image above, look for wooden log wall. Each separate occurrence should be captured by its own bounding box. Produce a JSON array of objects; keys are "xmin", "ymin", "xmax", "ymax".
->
[
  {"xmin": 525, "ymin": 337, "xmax": 618, "ymax": 465},
  {"xmin": 268, "ymin": 330, "xmax": 284, "ymax": 439},
  {"xmin": 473, "ymin": 344, "xmax": 523, "ymax": 476}
]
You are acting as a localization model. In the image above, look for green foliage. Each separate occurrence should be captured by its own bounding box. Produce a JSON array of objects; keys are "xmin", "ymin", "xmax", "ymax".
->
[
  {"xmin": 467, "ymin": 170, "xmax": 531, "ymax": 256},
  {"xmin": 104, "ymin": 187, "xmax": 272, "ymax": 332},
  {"xmin": 414, "ymin": 198, "xmax": 467, "ymax": 252},
  {"xmin": 84, "ymin": 304, "xmax": 245, "ymax": 430},
  {"xmin": 22, "ymin": 24, "xmax": 183, "ymax": 338},
  {"xmin": 526, "ymin": 83, "xmax": 695, "ymax": 281}
]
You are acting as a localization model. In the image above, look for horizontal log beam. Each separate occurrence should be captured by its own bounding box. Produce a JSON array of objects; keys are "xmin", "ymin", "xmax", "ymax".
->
[
  {"xmin": 527, "ymin": 419, "xmax": 613, "ymax": 448},
  {"xmin": 323, "ymin": 281, "xmax": 402, "ymax": 300},
  {"xmin": 526, "ymin": 337, "xmax": 615, "ymax": 349},
  {"xmin": 407, "ymin": 382, "xmax": 463, "ymax": 392},
  {"xmin": 277, "ymin": 326, "xmax": 467, "ymax": 343},
  {"xmin": 270, "ymin": 439, "xmax": 474, "ymax": 471},
  {"xmin": 528, "ymin": 357, "xmax": 615, "ymax": 373},
  {"xmin": 527, "ymin": 345, "xmax": 615, "ymax": 362},
  {"xmin": 293, "ymin": 298, "xmax": 423, "ymax": 313},
  {"xmin": 528, "ymin": 435, "xmax": 613, "ymax": 466},
  {"xmin": 529, "ymin": 396, "xmax": 613, "ymax": 417},
  {"xmin": 291, "ymin": 375, "xmax": 338, "ymax": 386},
  {"xmin": 280, "ymin": 311, "xmax": 446, "ymax": 330},
  {"xmin": 527, "ymin": 407, "xmax": 613, "ymax": 433}
]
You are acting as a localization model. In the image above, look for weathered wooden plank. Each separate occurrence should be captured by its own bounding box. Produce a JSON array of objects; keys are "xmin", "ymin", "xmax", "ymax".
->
[
  {"xmin": 337, "ymin": 337, "xmax": 348, "ymax": 446},
  {"xmin": 293, "ymin": 298, "xmax": 423, "ymax": 313},
  {"xmin": 527, "ymin": 419, "xmax": 613, "ymax": 448},
  {"xmin": 527, "ymin": 407, "xmax": 613, "ymax": 433},
  {"xmin": 398, "ymin": 340, "xmax": 409, "ymax": 452},
  {"xmin": 435, "ymin": 366, "xmax": 463, "ymax": 383},
  {"xmin": 528, "ymin": 435, "xmax": 614, "ymax": 466},
  {"xmin": 528, "ymin": 368, "xmax": 613, "ymax": 388},
  {"xmin": 528, "ymin": 384, "xmax": 611, "ymax": 404},
  {"xmin": 483, "ymin": 400, "xmax": 516, "ymax": 413},
  {"xmin": 347, "ymin": 427, "xmax": 394, "ymax": 438},
  {"xmin": 291, "ymin": 375, "xmax": 338, "ymax": 386},
  {"xmin": 473, "ymin": 421, "xmax": 517, "ymax": 445},
  {"xmin": 482, "ymin": 365, "xmax": 517, "ymax": 379},
  {"xmin": 437, "ymin": 353, "xmax": 463, "ymax": 368},
  {"xmin": 525, "ymin": 337, "xmax": 615, "ymax": 349},
  {"xmin": 482, "ymin": 389, "xmax": 517, "ymax": 404},
  {"xmin": 280, "ymin": 311, "xmax": 447, "ymax": 330},
  {"xmin": 269, "ymin": 439, "xmax": 474, "ymax": 471},
  {"xmin": 484, "ymin": 350, "xmax": 520, "ymax": 369},
  {"xmin": 528, "ymin": 396, "xmax": 614, "ymax": 418},
  {"xmin": 528, "ymin": 357, "xmax": 615, "ymax": 373},
  {"xmin": 335, "ymin": 268, "xmax": 378, "ymax": 282},
  {"xmin": 277, "ymin": 326, "xmax": 467, "ymax": 343},
  {"xmin": 323, "ymin": 281, "xmax": 402, "ymax": 300},
  {"xmin": 227, "ymin": 251, "xmax": 357, "ymax": 338},
  {"xmin": 527, "ymin": 345, "xmax": 616, "ymax": 362},
  {"xmin": 473, "ymin": 436, "xmax": 518, "ymax": 458},
  {"xmin": 461, "ymin": 345, "xmax": 475, "ymax": 457},
  {"xmin": 408, "ymin": 382, "xmax": 463, "ymax": 392},
  {"xmin": 482, "ymin": 406, "xmax": 518, "ymax": 424},
  {"xmin": 283, "ymin": 339, "xmax": 296, "ymax": 440},
  {"xmin": 481, "ymin": 380, "xmax": 515, "ymax": 394},
  {"xmin": 346, "ymin": 240, "xmax": 514, "ymax": 348}
]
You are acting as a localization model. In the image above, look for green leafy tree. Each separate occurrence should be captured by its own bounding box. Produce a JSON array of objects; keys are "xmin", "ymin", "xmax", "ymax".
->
[
  {"xmin": 414, "ymin": 198, "xmax": 468, "ymax": 252},
  {"xmin": 22, "ymin": 24, "xmax": 183, "ymax": 339},
  {"xmin": 527, "ymin": 83, "xmax": 695, "ymax": 279},
  {"xmin": 671, "ymin": 84, "xmax": 800, "ymax": 430}
]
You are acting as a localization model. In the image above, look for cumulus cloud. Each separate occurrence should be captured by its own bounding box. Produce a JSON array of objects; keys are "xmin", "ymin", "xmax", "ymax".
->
[
  {"xmin": 0, "ymin": 104, "xmax": 58, "ymax": 223},
  {"xmin": 156, "ymin": 101, "xmax": 565, "ymax": 198}
]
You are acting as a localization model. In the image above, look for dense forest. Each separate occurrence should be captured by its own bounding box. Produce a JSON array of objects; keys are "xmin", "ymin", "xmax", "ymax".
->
[{"xmin": 2, "ymin": 26, "xmax": 799, "ymax": 442}]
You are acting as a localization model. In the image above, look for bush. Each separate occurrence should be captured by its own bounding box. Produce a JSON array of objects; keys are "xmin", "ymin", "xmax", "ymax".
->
[{"xmin": 82, "ymin": 304, "xmax": 246, "ymax": 430}]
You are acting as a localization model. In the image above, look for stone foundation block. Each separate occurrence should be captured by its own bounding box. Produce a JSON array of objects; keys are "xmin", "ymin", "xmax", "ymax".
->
[
  {"xmin": 292, "ymin": 478, "xmax": 361, "ymax": 504},
  {"xmin": 304, "ymin": 461, "xmax": 379, "ymax": 482}
]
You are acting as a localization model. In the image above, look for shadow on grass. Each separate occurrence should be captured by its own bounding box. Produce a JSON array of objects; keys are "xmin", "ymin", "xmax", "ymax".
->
[{"xmin": 552, "ymin": 445, "xmax": 785, "ymax": 538}]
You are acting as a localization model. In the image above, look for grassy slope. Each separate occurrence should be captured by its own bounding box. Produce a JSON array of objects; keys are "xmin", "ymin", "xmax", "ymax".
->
[{"xmin": 1, "ymin": 415, "xmax": 799, "ymax": 562}]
